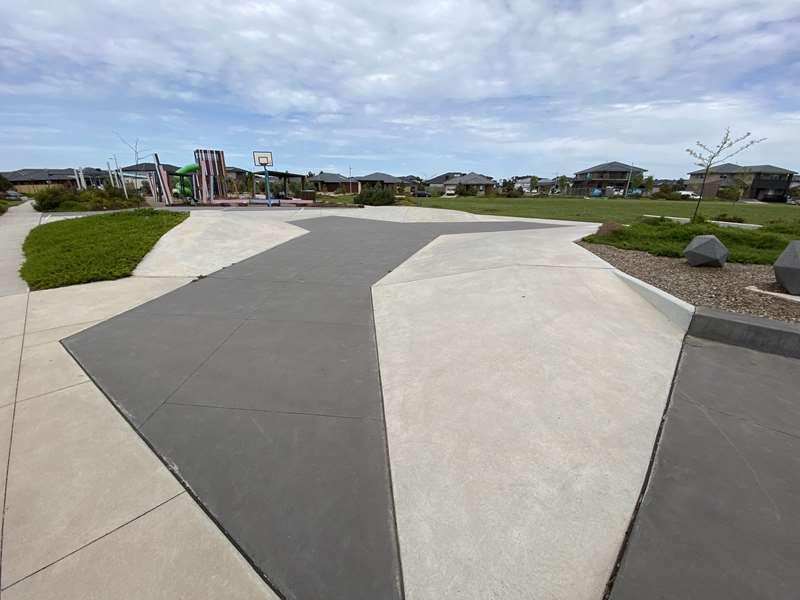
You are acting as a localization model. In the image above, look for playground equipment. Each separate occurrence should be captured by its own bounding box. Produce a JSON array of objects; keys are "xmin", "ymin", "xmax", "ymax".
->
[
  {"xmin": 253, "ymin": 151, "xmax": 274, "ymax": 206},
  {"xmin": 174, "ymin": 163, "xmax": 198, "ymax": 199}
]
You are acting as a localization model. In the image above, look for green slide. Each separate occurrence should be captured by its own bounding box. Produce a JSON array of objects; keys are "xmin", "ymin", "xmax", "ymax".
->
[{"xmin": 174, "ymin": 163, "xmax": 198, "ymax": 197}]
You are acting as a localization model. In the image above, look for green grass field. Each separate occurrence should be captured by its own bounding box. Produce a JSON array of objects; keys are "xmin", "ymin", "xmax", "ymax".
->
[
  {"xmin": 21, "ymin": 209, "xmax": 188, "ymax": 290},
  {"xmin": 412, "ymin": 195, "xmax": 799, "ymax": 225},
  {"xmin": 585, "ymin": 219, "xmax": 800, "ymax": 264},
  {"xmin": 317, "ymin": 193, "xmax": 799, "ymax": 225}
]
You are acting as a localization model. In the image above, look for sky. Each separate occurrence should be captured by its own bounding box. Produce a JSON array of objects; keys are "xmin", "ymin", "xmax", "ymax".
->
[{"xmin": 1, "ymin": 0, "xmax": 798, "ymax": 180}]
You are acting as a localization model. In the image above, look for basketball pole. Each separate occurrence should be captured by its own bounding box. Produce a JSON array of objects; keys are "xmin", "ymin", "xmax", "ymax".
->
[{"xmin": 264, "ymin": 163, "xmax": 272, "ymax": 207}]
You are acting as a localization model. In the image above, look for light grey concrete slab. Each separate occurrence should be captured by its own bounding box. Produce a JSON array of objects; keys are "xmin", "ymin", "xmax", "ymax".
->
[
  {"xmin": 0, "ymin": 202, "xmax": 40, "ymax": 298},
  {"xmin": 0, "ymin": 402, "xmax": 13, "ymax": 492},
  {"xmin": 21, "ymin": 320, "xmax": 101, "ymax": 349},
  {"xmin": 2, "ymin": 494, "xmax": 278, "ymax": 600},
  {"xmin": 134, "ymin": 211, "xmax": 308, "ymax": 277},
  {"xmin": 2, "ymin": 381, "xmax": 182, "ymax": 587},
  {"xmin": 25, "ymin": 277, "xmax": 191, "ymax": 334},
  {"xmin": 0, "ymin": 292, "xmax": 28, "ymax": 340},
  {"xmin": 373, "ymin": 252, "xmax": 685, "ymax": 598},
  {"xmin": 16, "ymin": 341, "xmax": 88, "ymax": 401},
  {"xmin": 610, "ymin": 337, "xmax": 800, "ymax": 599},
  {"xmin": 0, "ymin": 335, "xmax": 23, "ymax": 408}
]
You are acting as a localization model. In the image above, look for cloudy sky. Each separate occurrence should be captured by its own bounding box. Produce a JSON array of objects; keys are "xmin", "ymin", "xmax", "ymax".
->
[{"xmin": 1, "ymin": 0, "xmax": 798, "ymax": 179}]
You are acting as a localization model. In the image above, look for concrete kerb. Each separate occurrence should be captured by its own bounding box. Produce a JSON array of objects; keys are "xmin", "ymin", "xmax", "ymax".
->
[
  {"xmin": 614, "ymin": 271, "xmax": 695, "ymax": 331},
  {"xmin": 688, "ymin": 306, "xmax": 800, "ymax": 359}
]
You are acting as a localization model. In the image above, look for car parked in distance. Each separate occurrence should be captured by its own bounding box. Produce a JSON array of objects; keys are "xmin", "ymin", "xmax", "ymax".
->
[
  {"xmin": 4, "ymin": 190, "xmax": 22, "ymax": 199},
  {"xmin": 414, "ymin": 190, "xmax": 430, "ymax": 197},
  {"xmin": 677, "ymin": 190, "xmax": 700, "ymax": 199}
]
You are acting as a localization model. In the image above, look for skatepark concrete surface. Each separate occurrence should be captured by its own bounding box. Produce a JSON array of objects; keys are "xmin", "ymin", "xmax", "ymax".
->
[
  {"xmin": 372, "ymin": 224, "xmax": 685, "ymax": 599},
  {"xmin": 2, "ymin": 203, "xmax": 794, "ymax": 599}
]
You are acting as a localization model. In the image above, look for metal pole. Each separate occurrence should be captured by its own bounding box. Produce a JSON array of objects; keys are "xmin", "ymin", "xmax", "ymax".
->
[
  {"xmin": 107, "ymin": 161, "xmax": 116, "ymax": 188},
  {"xmin": 112, "ymin": 155, "xmax": 129, "ymax": 200},
  {"xmin": 264, "ymin": 165, "xmax": 272, "ymax": 207}
]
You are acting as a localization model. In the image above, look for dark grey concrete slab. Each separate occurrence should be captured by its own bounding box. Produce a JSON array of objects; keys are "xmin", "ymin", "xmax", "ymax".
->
[
  {"xmin": 610, "ymin": 337, "xmax": 800, "ymax": 600},
  {"xmin": 142, "ymin": 404, "xmax": 396, "ymax": 600},
  {"xmin": 64, "ymin": 216, "xmax": 554, "ymax": 600},
  {"xmin": 169, "ymin": 319, "xmax": 382, "ymax": 417}
]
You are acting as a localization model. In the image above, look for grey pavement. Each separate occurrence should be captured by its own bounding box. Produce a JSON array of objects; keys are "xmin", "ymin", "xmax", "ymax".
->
[
  {"xmin": 64, "ymin": 216, "xmax": 554, "ymax": 600},
  {"xmin": 609, "ymin": 336, "xmax": 800, "ymax": 600}
]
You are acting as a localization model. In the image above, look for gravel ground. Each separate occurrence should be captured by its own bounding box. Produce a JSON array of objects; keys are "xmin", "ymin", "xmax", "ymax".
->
[{"xmin": 579, "ymin": 241, "xmax": 800, "ymax": 323}]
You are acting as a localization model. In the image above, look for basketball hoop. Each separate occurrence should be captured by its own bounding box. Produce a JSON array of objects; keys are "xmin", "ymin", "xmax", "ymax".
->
[{"xmin": 253, "ymin": 151, "xmax": 273, "ymax": 167}]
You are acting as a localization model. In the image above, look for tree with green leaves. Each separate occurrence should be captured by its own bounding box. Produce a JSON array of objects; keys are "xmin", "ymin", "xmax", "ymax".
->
[
  {"xmin": 0, "ymin": 174, "xmax": 12, "ymax": 193},
  {"xmin": 686, "ymin": 128, "xmax": 765, "ymax": 220},
  {"xmin": 643, "ymin": 176, "xmax": 654, "ymax": 195},
  {"xmin": 558, "ymin": 175, "xmax": 567, "ymax": 195}
]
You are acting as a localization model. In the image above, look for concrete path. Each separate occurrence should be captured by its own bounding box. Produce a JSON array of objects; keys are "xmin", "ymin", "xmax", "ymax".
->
[
  {"xmin": 64, "ymin": 217, "xmax": 557, "ymax": 600},
  {"xmin": 1, "ymin": 205, "xmax": 707, "ymax": 599},
  {"xmin": 372, "ymin": 224, "xmax": 686, "ymax": 599},
  {"xmin": 0, "ymin": 203, "xmax": 41, "ymax": 297},
  {"xmin": 610, "ymin": 337, "xmax": 800, "ymax": 599}
]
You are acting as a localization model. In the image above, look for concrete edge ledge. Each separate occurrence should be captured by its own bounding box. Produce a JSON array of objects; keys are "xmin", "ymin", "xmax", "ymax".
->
[
  {"xmin": 614, "ymin": 270, "xmax": 695, "ymax": 331},
  {"xmin": 688, "ymin": 306, "xmax": 800, "ymax": 358}
]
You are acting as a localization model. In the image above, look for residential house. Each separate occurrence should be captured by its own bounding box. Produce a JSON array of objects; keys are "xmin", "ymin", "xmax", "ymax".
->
[
  {"xmin": 1, "ymin": 167, "xmax": 108, "ymax": 194},
  {"xmin": 572, "ymin": 161, "xmax": 647, "ymax": 196},
  {"xmin": 121, "ymin": 162, "xmax": 179, "ymax": 175},
  {"xmin": 687, "ymin": 163, "xmax": 796, "ymax": 201},
  {"xmin": 425, "ymin": 172, "xmax": 465, "ymax": 193},
  {"xmin": 399, "ymin": 175, "xmax": 422, "ymax": 195},
  {"xmin": 308, "ymin": 172, "xmax": 357, "ymax": 193},
  {"xmin": 512, "ymin": 176, "xmax": 534, "ymax": 193},
  {"xmin": 356, "ymin": 172, "xmax": 402, "ymax": 193},
  {"xmin": 443, "ymin": 172, "xmax": 496, "ymax": 196},
  {"xmin": 533, "ymin": 178, "xmax": 558, "ymax": 195}
]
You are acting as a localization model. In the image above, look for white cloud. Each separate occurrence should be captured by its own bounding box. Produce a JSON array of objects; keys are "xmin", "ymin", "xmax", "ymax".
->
[{"xmin": 0, "ymin": 0, "xmax": 797, "ymax": 176}]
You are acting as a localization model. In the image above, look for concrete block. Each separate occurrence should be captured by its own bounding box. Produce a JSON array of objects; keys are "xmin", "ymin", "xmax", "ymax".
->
[
  {"xmin": 683, "ymin": 235, "xmax": 729, "ymax": 267},
  {"xmin": 774, "ymin": 240, "xmax": 800, "ymax": 295}
]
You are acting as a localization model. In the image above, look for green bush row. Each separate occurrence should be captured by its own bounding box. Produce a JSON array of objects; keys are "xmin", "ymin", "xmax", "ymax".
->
[
  {"xmin": 33, "ymin": 186, "xmax": 143, "ymax": 212},
  {"xmin": 355, "ymin": 186, "xmax": 395, "ymax": 206}
]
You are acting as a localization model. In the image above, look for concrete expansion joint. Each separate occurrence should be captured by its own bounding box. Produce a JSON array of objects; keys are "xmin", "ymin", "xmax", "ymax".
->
[
  {"xmin": 0, "ymin": 491, "xmax": 186, "ymax": 593},
  {"xmin": 375, "ymin": 261, "xmax": 613, "ymax": 288}
]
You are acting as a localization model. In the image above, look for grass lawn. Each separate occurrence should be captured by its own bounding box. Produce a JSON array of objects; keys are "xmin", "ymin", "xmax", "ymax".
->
[
  {"xmin": 585, "ymin": 219, "xmax": 800, "ymax": 264},
  {"xmin": 21, "ymin": 209, "xmax": 188, "ymax": 290},
  {"xmin": 411, "ymin": 195, "xmax": 799, "ymax": 225}
]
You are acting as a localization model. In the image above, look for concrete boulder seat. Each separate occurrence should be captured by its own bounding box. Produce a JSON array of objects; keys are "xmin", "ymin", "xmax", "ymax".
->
[
  {"xmin": 774, "ymin": 240, "xmax": 800, "ymax": 295},
  {"xmin": 683, "ymin": 234, "xmax": 729, "ymax": 267}
]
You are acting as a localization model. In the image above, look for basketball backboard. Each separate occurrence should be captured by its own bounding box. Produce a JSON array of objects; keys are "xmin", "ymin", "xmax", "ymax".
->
[{"xmin": 253, "ymin": 151, "xmax": 273, "ymax": 167}]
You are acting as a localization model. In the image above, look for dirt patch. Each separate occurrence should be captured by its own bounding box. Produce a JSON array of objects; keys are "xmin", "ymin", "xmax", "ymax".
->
[{"xmin": 579, "ymin": 241, "xmax": 800, "ymax": 323}]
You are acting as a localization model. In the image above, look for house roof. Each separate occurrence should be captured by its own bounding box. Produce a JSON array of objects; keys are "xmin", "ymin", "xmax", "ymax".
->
[
  {"xmin": 443, "ymin": 172, "xmax": 496, "ymax": 186},
  {"xmin": 688, "ymin": 163, "xmax": 797, "ymax": 175},
  {"xmin": 225, "ymin": 166, "xmax": 249, "ymax": 174},
  {"xmin": 357, "ymin": 172, "xmax": 401, "ymax": 183},
  {"xmin": 575, "ymin": 161, "xmax": 647, "ymax": 175},
  {"xmin": 425, "ymin": 172, "xmax": 464, "ymax": 184},
  {"xmin": 121, "ymin": 162, "xmax": 179, "ymax": 174},
  {"xmin": 308, "ymin": 172, "xmax": 351, "ymax": 183},
  {"xmin": 1, "ymin": 168, "xmax": 107, "ymax": 182},
  {"xmin": 400, "ymin": 175, "xmax": 421, "ymax": 183}
]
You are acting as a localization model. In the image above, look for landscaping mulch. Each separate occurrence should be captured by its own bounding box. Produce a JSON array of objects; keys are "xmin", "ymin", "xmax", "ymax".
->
[{"xmin": 579, "ymin": 241, "xmax": 800, "ymax": 323}]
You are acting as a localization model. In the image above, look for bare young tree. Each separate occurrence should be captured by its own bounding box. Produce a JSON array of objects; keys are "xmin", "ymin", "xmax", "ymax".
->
[
  {"xmin": 686, "ymin": 128, "xmax": 765, "ymax": 219},
  {"xmin": 114, "ymin": 132, "xmax": 154, "ymax": 207}
]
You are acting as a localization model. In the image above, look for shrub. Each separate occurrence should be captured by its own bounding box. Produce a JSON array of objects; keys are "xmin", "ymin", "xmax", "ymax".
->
[
  {"xmin": 33, "ymin": 186, "xmax": 142, "ymax": 212},
  {"xmin": 0, "ymin": 174, "xmax": 12, "ymax": 193},
  {"xmin": 355, "ymin": 186, "xmax": 395, "ymax": 206},
  {"xmin": 717, "ymin": 187, "xmax": 740, "ymax": 202},
  {"xmin": 596, "ymin": 222, "xmax": 624, "ymax": 236},
  {"xmin": 455, "ymin": 183, "xmax": 469, "ymax": 196},
  {"xmin": 712, "ymin": 213, "xmax": 745, "ymax": 223},
  {"xmin": 650, "ymin": 191, "xmax": 685, "ymax": 201}
]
